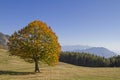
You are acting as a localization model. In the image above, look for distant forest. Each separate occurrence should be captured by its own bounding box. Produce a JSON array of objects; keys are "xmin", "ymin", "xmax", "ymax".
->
[{"xmin": 59, "ymin": 52, "xmax": 120, "ymax": 67}]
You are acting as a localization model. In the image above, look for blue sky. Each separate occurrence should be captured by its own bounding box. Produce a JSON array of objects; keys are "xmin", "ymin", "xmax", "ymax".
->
[{"xmin": 0, "ymin": 0, "xmax": 120, "ymax": 53}]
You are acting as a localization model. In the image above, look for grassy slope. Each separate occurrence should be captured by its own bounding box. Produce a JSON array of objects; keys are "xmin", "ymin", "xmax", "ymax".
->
[{"xmin": 0, "ymin": 49, "xmax": 120, "ymax": 80}]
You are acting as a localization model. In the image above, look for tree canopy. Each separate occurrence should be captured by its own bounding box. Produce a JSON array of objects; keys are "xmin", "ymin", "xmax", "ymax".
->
[{"xmin": 8, "ymin": 20, "xmax": 61, "ymax": 72}]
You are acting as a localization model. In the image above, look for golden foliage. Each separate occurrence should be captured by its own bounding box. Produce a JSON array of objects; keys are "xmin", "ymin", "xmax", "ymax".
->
[{"xmin": 8, "ymin": 20, "xmax": 61, "ymax": 65}]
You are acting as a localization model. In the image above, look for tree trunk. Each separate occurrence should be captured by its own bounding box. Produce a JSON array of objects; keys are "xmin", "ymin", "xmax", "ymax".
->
[{"xmin": 33, "ymin": 55, "xmax": 40, "ymax": 73}]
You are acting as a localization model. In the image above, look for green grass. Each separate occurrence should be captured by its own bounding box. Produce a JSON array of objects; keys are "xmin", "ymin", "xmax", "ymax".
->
[{"xmin": 0, "ymin": 49, "xmax": 120, "ymax": 80}]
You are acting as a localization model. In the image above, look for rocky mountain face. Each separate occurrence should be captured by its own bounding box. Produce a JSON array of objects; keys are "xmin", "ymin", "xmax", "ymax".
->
[{"xmin": 0, "ymin": 32, "xmax": 9, "ymax": 49}]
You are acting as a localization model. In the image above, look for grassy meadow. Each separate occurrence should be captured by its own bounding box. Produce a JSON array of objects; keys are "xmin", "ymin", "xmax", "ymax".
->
[{"xmin": 0, "ymin": 49, "xmax": 120, "ymax": 80}]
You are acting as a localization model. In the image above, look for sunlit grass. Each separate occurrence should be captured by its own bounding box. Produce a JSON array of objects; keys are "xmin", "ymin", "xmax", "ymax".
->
[{"xmin": 0, "ymin": 49, "xmax": 120, "ymax": 80}]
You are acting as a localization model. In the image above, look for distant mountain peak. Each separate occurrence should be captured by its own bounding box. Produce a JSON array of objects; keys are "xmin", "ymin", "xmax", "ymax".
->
[
  {"xmin": 62, "ymin": 45, "xmax": 118, "ymax": 58},
  {"xmin": 77, "ymin": 47, "xmax": 118, "ymax": 58}
]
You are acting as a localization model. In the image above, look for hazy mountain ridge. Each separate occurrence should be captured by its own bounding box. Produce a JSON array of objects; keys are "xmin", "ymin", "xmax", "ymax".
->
[
  {"xmin": 62, "ymin": 45, "xmax": 91, "ymax": 51},
  {"xmin": 0, "ymin": 32, "xmax": 118, "ymax": 58},
  {"xmin": 62, "ymin": 45, "xmax": 118, "ymax": 58},
  {"xmin": 76, "ymin": 47, "xmax": 118, "ymax": 58},
  {"xmin": 0, "ymin": 32, "xmax": 9, "ymax": 49}
]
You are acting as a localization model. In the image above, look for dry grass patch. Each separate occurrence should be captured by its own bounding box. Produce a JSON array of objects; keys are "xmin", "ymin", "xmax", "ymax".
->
[{"xmin": 0, "ymin": 49, "xmax": 120, "ymax": 80}]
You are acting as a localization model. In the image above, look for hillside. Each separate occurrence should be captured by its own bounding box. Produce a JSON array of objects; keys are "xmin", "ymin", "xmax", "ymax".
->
[{"xmin": 0, "ymin": 49, "xmax": 120, "ymax": 80}]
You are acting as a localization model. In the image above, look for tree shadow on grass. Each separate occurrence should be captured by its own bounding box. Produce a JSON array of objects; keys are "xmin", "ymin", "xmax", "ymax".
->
[{"xmin": 0, "ymin": 70, "xmax": 35, "ymax": 75}]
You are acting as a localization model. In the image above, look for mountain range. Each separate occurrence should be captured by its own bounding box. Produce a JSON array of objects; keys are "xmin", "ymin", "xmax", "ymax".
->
[
  {"xmin": 0, "ymin": 32, "xmax": 118, "ymax": 58},
  {"xmin": 62, "ymin": 45, "xmax": 118, "ymax": 58},
  {"xmin": 75, "ymin": 47, "xmax": 117, "ymax": 58}
]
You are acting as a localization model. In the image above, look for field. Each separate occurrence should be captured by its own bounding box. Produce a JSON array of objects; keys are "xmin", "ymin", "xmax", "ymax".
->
[{"xmin": 0, "ymin": 49, "xmax": 120, "ymax": 80}]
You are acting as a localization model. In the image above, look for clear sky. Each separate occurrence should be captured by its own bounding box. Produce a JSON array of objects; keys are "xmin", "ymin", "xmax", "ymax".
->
[{"xmin": 0, "ymin": 0, "xmax": 120, "ymax": 53}]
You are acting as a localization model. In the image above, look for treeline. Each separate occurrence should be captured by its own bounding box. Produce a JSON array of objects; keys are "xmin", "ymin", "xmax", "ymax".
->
[{"xmin": 59, "ymin": 52, "xmax": 120, "ymax": 67}]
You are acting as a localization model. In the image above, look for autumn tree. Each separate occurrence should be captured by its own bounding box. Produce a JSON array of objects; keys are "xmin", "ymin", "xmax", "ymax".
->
[{"xmin": 8, "ymin": 20, "xmax": 61, "ymax": 72}]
